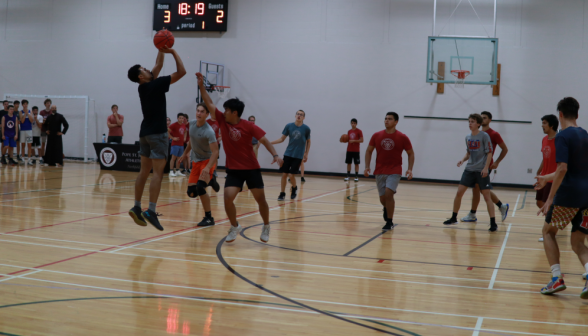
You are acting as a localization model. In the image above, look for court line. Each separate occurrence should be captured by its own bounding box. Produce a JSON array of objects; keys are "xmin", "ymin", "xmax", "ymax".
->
[
  {"xmin": 511, "ymin": 194, "xmax": 520, "ymax": 217},
  {"xmin": 472, "ymin": 317, "xmax": 483, "ymax": 336},
  {"xmin": 488, "ymin": 223, "xmax": 512, "ymax": 289},
  {"xmin": 518, "ymin": 190, "xmax": 528, "ymax": 210},
  {"xmin": 343, "ymin": 231, "xmax": 386, "ymax": 256},
  {"xmin": 0, "ymin": 270, "xmax": 41, "ymax": 283}
]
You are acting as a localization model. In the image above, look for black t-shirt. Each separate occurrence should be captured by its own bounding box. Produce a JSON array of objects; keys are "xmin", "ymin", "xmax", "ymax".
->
[
  {"xmin": 138, "ymin": 75, "xmax": 171, "ymax": 137},
  {"xmin": 0, "ymin": 110, "xmax": 6, "ymax": 134}
]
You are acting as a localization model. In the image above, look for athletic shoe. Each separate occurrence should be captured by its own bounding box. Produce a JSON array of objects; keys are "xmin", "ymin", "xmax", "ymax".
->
[
  {"xmin": 181, "ymin": 169, "xmax": 187, "ymax": 175},
  {"xmin": 210, "ymin": 176, "xmax": 220, "ymax": 193},
  {"xmin": 39, "ymin": 158, "xmax": 44, "ymax": 165},
  {"xmin": 225, "ymin": 224, "xmax": 242, "ymax": 243},
  {"xmin": 489, "ymin": 223, "xmax": 498, "ymax": 232},
  {"xmin": 0, "ymin": 156, "xmax": 7, "ymax": 165},
  {"xmin": 278, "ymin": 192, "xmax": 286, "ymax": 201},
  {"xmin": 141, "ymin": 210, "xmax": 164, "ymax": 231},
  {"xmin": 291, "ymin": 186, "xmax": 298, "ymax": 200},
  {"xmin": 382, "ymin": 222, "xmax": 394, "ymax": 231},
  {"xmin": 344, "ymin": 177, "xmax": 349, "ymax": 181},
  {"xmin": 176, "ymin": 170, "xmax": 186, "ymax": 177},
  {"xmin": 8, "ymin": 158, "xmax": 17, "ymax": 166},
  {"xmin": 538, "ymin": 237, "xmax": 544, "ymax": 242},
  {"xmin": 128, "ymin": 206, "xmax": 147, "ymax": 226},
  {"xmin": 27, "ymin": 160, "xmax": 34, "ymax": 166},
  {"xmin": 443, "ymin": 218, "xmax": 458, "ymax": 225},
  {"xmin": 17, "ymin": 155, "xmax": 22, "ymax": 162},
  {"xmin": 169, "ymin": 170, "xmax": 176, "ymax": 177},
  {"xmin": 583, "ymin": 273, "xmax": 587, "ymax": 280},
  {"xmin": 301, "ymin": 177, "xmax": 306, "ymax": 183},
  {"xmin": 197, "ymin": 217, "xmax": 215, "ymax": 227},
  {"xmin": 499, "ymin": 204, "xmax": 509, "ymax": 222},
  {"xmin": 461, "ymin": 212, "xmax": 477, "ymax": 222},
  {"xmin": 260, "ymin": 224, "xmax": 270, "ymax": 243},
  {"xmin": 383, "ymin": 207, "xmax": 387, "ymax": 221},
  {"xmin": 541, "ymin": 276, "xmax": 566, "ymax": 295},
  {"xmin": 581, "ymin": 279, "xmax": 588, "ymax": 299},
  {"xmin": 31, "ymin": 159, "xmax": 36, "ymax": 164},
  {"xmin": 354, "ymin": 177, "xmax": 359, "ymax": 182}
]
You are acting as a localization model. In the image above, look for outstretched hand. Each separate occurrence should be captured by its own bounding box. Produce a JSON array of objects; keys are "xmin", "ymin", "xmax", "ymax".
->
[{"xmin": 196, "ymin": 72, "xmax": 205, "ymax": 87}]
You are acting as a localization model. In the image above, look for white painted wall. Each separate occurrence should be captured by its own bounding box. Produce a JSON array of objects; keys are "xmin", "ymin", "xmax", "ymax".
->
[{"xmin": 0, "ymin": 0, "xmax": 586, "ymax": 185}]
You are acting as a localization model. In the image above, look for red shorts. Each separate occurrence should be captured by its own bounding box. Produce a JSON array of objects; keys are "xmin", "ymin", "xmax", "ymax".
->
[{"xmin": 188, "ymin": 159, "xmax": 216, "ymax": 184}]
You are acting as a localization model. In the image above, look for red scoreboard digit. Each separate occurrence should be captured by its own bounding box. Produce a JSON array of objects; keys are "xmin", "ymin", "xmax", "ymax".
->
[{"xmin": 153, "ymin": 1, "xmax": 228, "ymax": 32}]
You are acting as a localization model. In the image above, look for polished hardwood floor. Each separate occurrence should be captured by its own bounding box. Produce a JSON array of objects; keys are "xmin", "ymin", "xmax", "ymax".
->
[{"xmin": 0, "ymin": 163, "xmax": 587, "ymax": 335}]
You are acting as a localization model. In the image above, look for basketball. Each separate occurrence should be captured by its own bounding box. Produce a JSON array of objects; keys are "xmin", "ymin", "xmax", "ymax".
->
[
  {"xmin": 340, "ymin": 134, "xmax": 349, "ymax": 143},
  {"xmin": 153, "ymin": 29, "xmax": 175, "ymax": 50}
]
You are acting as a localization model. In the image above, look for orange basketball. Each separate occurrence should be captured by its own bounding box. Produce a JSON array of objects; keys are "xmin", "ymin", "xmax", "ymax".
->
[
  {"xmin": 340, "ymin": 134, "xmax": 349, "ymax": 143},
  {"xmin": 153, "ymin": 29, "xmax": 175, "ymax": 50}
]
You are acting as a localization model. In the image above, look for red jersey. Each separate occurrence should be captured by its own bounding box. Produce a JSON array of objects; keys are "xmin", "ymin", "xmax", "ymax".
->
[
  {"xmin": 207, "ymin": 119, "xmax": 221, "ymax": 141},
  {"xmin": 484, "ymin": 128, "xmax": 504, "ymax": 166},
  {"xmin": 368, "ymin": 130, "xmax": 412, "ymax": 175},
  {"xmin": 347, "ymin": 128, "xmax": 363, "ymax": 152},
  {"xmin": 541, "ymin": 135, "xmax": 557, "ymax": 176},
  {"xmin": 169, "ymin": 122, "xmax": 187, "ymax": 146},
  {"xmin": 215, "ymin": 108, "xmax": 266, "ymax": 170}
]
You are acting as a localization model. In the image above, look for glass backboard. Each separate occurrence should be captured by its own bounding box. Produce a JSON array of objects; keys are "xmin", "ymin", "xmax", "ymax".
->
[{"xmin": 426, "ymin": 36, "xmax": 498, "ymax": 85}]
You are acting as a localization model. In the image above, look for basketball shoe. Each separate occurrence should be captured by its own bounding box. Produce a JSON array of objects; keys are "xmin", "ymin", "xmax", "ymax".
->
[
  {"xmin": 344, "ymin": 177, "xmax": 349, "ymax": 181},
  {"xmin": 277, "ymin": 192, "xmax": 286, "ymax": 201},
  {"xmin": 581, "ymin": 273, "xmax": 588, "ymax": 299},
  {"xmin": 0, "ymin": 155, "xmax": 6, "ymax": 165},
  {"xmin": 499, "ymin": 204, "xmax": 509, "ymax": 222},
  {"xmin": 197, "ymin": 216, "xmax": 215, "ymax": 227},
  {"xmin": 226, "ymin": 224, "xmax": 242, "ymax": 243},
  {"xmin": 128, "ymin": 206, "xmax": 147, "ymax": 226},
  {"xmin": 461, "ymin": 212, "xmax": 477, "ymax": 222},
  {"xmin": 141, "ymin": 210, "xmax": 164, "ymax": 231},
  {"xmin": 541, "ymin": 276, "xmax": 566, "ymax": 295},
  {"xmin": 291, "ymin": 186, "xmax": 298, "ymax": 200},
  {"xmin": 260, "ymin": 224, "xmax": 271, "ymax": 243}
]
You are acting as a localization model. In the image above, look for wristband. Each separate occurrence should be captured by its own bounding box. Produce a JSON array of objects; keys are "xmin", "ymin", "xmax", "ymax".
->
[{"xmin": 273, "ymin": 155, "xmax": 279, "ymax": 157}]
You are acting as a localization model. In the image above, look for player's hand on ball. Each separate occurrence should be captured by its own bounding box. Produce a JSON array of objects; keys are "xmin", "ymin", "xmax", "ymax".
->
[
  {"xmin": 534, "ymin": 175, "xmax": 547, "ymax": 190},
  {"xmin": 364, "ymin": 168, "xmax": 371, "ymax": 177},
  {"xmin": 160, "ymin": 46, "xmax": 174, "ymax": 54},
  {"xmin": 405, "ymin": 169, "xmax": 413, "ymax": 180}
]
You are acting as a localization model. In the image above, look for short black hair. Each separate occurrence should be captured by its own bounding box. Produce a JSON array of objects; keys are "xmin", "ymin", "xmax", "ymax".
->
[
  {"xmin": 469, "ymin": 113, "xmax": 483, "ymax": 125},
  {"xmin": 386, "ymin": 112, "xmax": 399, "ymax": 121},
  {"xmin": 481, "ymin": 111, "xmax": 492, "ymax": 120},
  {"xmin": 351, "ymin": 118, "xmax": 358, "ymax": 124},
  {"xmin": 183, "ymin": 113, "xmax": 189, "ymax": 119},
  {"xmin": 128, "ymin": 64, "xmax": 141, "ymax": 83},
  {"xmin": 13, "ymin": 100, "xmax": 20, "ymax": 105},
  {"xmin": 44, "ymin": 98, "xmax": 52, "ymax": 105},
  {"xmin": 197, "ymin": 103, "xmax": 209, "ymax": 113},
  {"xmin": 111, "ymin": 104, "xmax": 118, "ymax": 109},
  {"xmin": 8, "ymin": 105, "xmax": 14, "ymax": 109},
  {"xmin": 557, "ymin": 97, "xmax": 579, "ymax": 120},
  {"xmin": 297, "ymin": 109, "xmax": 305, "ymax": 116},
  {"xmin": 248, "ymin": 115, "xmax": 255, "ymax": 121},
  {"xmin": 541, "ymin": 114, "xmax": 559, "ymax": 131},
  {"xmin": 32, "ymin": 106, "xmax": 38, "ymax": 111},
  {"xmin": 2, "ymin": 100, "xmax": 8, "ymax": 104},
  {"xmin": 223, "ymin": 98, "xmax": 245, "ymax": 117},
  {"xmin": 21, "ymin": 99, "xmax": 28, "ymax": 105},
  {"xmin": 177, "ymin": 112, "xmax": 184, "ymax": 119}
]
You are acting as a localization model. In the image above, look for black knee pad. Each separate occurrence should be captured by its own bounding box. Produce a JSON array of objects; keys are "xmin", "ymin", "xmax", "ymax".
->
[
  {"xmin": 187, "ymin": 185, "xmax": 199, "ymax": 198},
  {"xmin": 196, "ymin": 180, "xmax": 208, "ymax": 196}
]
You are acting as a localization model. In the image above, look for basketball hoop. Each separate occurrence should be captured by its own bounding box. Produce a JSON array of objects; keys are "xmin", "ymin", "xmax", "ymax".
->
[
  {"xmin": 450, "ymin": 70, "xmax": 470, "ymax": 88},
  {"xmin": 213, "ymin": 86, "xmax": 230, "ymax": 102}
]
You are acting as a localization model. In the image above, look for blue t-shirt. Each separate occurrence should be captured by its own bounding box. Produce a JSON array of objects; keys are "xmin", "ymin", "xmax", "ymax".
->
[
  {"xmin": 282, "ymin": 123, "xmax": 310, "ymax": 159},
  {"xmin": 20, "ymin": 110, "xmax": 32, "ymax": 131},
  {"xmin": 553, "ymin": 127, "xmax": 588, "ymax": 208}
]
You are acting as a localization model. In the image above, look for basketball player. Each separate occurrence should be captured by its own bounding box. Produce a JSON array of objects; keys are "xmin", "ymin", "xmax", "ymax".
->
[
  {"xmin": 19, "ymin": 100, "xmax": 34, "ymax": 165},
  {"xmin": 364, "ymin": 112, "xmax": 414, "ymax": 231},
  {"xmin": 1, "ymin": 105, "xmax": 18, "ymax": 166},
  {"xmin": 444, "ymin": 114, "xmax": 497, "ymax": 232},
  {"xmin": 207, "ymin": 113, "xmax": 222, "ymax": 177},
  {"xmin": 533, "ymin": 97, "xmax": 588, "ymax": 299},
  {"xmin": 12, "ymin": 100, "xmax": 21, "ymax": 161},
  {"xmin": 536, "ymin": 115, "xmax": 558, "ymax": 242},
  {"xmin": 168, "ymin": 113, "xmax": 187, "ymax": 177},
  {"xmin": 344, "ymin": 118, "xmax": 363, "ymax": 182},
  {"xmin": 127, "ymin": 47, "xmax": 186, "ymax": 231},
  {"xmin": 461, "ymin": 111, "xmax": 509, "ymax": 222},
  {"xmin": 0, "ymin": 101, "xmax": 7, "ymax": 156},
  {"xmin": 180, "ymin": 103, "xmax": 220, "ymax": 227},
  {"xmin": 271, "ymin": 110, "xmax": 311, "ymax": 201},
  {"xmin": 197, "ymin": 72, "xmax": 283, "ymax": 243}
]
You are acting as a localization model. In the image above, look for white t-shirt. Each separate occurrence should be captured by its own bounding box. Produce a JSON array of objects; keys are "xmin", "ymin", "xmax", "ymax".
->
[{"xmin": 32, "ymin": 115, "xmax": 43, "ymax": 137}]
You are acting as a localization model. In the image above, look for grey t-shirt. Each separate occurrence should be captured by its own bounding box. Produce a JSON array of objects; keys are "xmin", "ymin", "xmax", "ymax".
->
[
  {"xmin": 188, "ymin": 120, "xmax": 217, "ymax": 162},
  {"xmin": 465, "ymin": 131, "xmax": 493, "ymax": 172}
]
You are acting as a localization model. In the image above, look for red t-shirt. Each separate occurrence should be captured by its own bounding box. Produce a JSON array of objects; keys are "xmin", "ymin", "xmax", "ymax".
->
[
  {"xmin": 107, "ymin": 114, "xmax": 124, "ymax": 137},
  {"xmin": 169, "ymin": 122, "xmax": 187, "ymax": 146},
  {"xmin": 207, "ymin": 119, "xmax": 221, "ymax": 141},
  {"xmin": 541, "ymin": 135, "xmax": 557, "ymax": 176},
  {"xmin": 347, "ymin": 128, "xmax": 363, "ymax": 152},
  {"xmin": 368, "ymin": 130, "xmax": 412, "ymax": 175},
  {"xmin": 215, "ymin": 108, "xmax": 265, "ymax": 170},
  {"xmin": 484, "ymin": 128, "xmax": 504, "ymax": 166}
]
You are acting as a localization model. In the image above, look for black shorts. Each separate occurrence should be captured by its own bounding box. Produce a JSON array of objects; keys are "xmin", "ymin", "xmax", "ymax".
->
[
  {"xmin": 546, "ymin": 205, "xmax": 588, "ymax": 234},
  {"xmin": 279, "ymin": 156, "xmax": 302, "ymax": 175},
  {"xmin": 32, "ymin": 136, "xmax": 41, "ymax": 147},
  {"xmin": 535, "ymin": 183, "xmax": 552, "ymax": 203},
  {"xmin": 459, "ymin": 170, "xmax": 492, "ymax": 190},
  {"xmin": 345, "ymin": 151, "xmax": 360, "ymax": 164},
  {"xmin": 225, "ymin": 169, "xmax": 264, "ymax": 191}
]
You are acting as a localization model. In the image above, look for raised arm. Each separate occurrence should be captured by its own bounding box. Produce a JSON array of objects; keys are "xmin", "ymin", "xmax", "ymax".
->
[
  {"xmin": 151, "ymin": 51, "xmax": 165, "ymax": 79},
  {"xmin": 270, "ymin": 134, "xmax": 287, "ymax": 145},
  {"xmin": 161, "ymin": 47, "xmax": 186, "ymax": 84},
  {"xmin": 364, "ymin": 145, "xmax": 375, "ymax": 177},
  {"xmin": 196, "ymin": 73, "xmax": 216, "ymax": 118},
  {"xmin": 258, "ymin": 136, "xmax": 284, "ymax": 167},
  {"xmin": 406, "ymin": 148, "xmax": 414, "ymax": 179}
]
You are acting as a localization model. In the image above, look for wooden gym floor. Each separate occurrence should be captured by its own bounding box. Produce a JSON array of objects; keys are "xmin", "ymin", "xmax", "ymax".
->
[{"xmin": 0, "ymin": 163, "xmax": 587, "ymax": 336}]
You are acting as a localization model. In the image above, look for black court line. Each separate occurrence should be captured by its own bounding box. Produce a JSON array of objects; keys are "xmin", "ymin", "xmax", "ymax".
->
[{"xmin": 343, "ymin": 230, "xmax": 386, "ymax": 256}]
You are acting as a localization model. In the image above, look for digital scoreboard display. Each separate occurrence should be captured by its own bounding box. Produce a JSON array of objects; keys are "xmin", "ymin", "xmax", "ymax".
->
[{"xmin": 153, "ymin": 1, "xmax": 228, "ymax": 32}]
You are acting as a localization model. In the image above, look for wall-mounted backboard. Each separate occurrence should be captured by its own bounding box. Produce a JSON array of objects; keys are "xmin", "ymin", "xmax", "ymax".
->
[{"xmin": 426, "ymin": 36, "xmax": 498, "ymax": 85}]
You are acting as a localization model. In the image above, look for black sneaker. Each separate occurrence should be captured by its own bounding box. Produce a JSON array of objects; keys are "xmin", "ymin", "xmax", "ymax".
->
[
  {"xmin": 31, "ymin": 159, "xmax": 36, "ymax": 164},
  {"xmin": 382, "ymin": 222, "xmax": 394, "ymax": 231},
  {"xmin": 291, "ymin": 186, "xmax": 298, "ymax": 200},
  {"xmin": 17, "ymin": 155, "xmax": 22, "ymax": 162},
  {"xmin": 8, "ymin": 158, "xmax": 17, "ymax": 166},
  {"xmin": 129, "ymin": 206, "xmax": 147, "ymax": 226},
  {"xmin": 278, "ymin": 192, "xmax": 286, "ymax": 201},
  {"xmin": 489, "ymin": 223, "xmax": 498, "ymax": 232},
  {"xmin": 198, "ymin": 217, "xmax": 215, "ymax": 227},
  {"xmin": 301, "ymin": 177, "xmax": 306, "ymax": 183},
  {"xmin": 39, "ymin": 158, "xmax": 44, "ymax": 165},
  {"xmin": 0, "ymin": 156, "xmax": 6, "ymax": 165},
  {"xmin": 443, "ymin": 218, "xmax": 458, "ymax": 225},
  {"xmin": 383, "ymin": 207, "xmax": 388, "ymax": 221},
  {"xmin": 141, "ymin": 209, "xmax": 164, "ymax": 231},
  {"xmin": 210, "ymin": 176, "xmax": 220, "ymax": 193}
]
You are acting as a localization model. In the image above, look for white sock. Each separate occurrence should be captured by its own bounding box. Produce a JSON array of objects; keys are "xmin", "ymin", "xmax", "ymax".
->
[
  {"xmin": 584, "ymin": 263, "xmax": 588, "ymax": 274},
  {"xmin": 551, "ymin": 264, "xmax": 562, "ymax": 278}
]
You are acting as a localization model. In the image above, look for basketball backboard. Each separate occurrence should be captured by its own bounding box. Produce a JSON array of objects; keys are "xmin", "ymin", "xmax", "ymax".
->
[{"xmin": 426, "ymin": 36, "xmax": 498, "ymax": 85}]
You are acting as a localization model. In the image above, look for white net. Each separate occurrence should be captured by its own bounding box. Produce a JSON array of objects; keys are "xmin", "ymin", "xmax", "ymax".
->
[
  {"xmin": 4, "ymin": 94, "xmax": 94, "ymax": 161},
  {"xmin": 213, "ymin": 86, "xmax": 231, "ymax": 104},
  {"xmin": 455, "ymin": 77, "xmax": 465, "ymax": 88}
]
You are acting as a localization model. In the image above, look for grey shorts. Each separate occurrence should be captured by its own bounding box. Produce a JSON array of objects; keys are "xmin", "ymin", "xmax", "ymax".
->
[
  {"xmin": 139, "ymin": 132, "xmax": 169, "ymax": 159},
  {"xmin": 460, "ymin": 170, "xmax": 492, "ymax": 190},
  {"xmin": 376, "ymin": 174, "xmax": 401, "ymax": 196}
]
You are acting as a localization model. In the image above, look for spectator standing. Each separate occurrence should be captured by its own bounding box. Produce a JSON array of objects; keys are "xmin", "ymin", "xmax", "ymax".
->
[{"xmin": 106, "ymin": 104, "xmax": 124, "ymax": 143}]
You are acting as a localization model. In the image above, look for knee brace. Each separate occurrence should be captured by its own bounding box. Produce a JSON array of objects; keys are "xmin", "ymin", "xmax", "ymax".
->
[
  {"xmin": 187, "ymin": 185, "xmax": 199, "ymax": 198},
  {"xmin": 196, "ymin": 180, "xmax": 208, "ymax": 196}
]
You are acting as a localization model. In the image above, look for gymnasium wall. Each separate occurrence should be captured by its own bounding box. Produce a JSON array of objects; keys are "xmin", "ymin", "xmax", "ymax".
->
[{"xmin": 0, "ymin": 0, "xmax": 586, "ymax": 186}]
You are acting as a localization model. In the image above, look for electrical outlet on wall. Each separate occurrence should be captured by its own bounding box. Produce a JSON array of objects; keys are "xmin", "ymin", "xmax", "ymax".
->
[{"xmin": 527, "ymin": 169, "xmax": 532, "ymax": 174}]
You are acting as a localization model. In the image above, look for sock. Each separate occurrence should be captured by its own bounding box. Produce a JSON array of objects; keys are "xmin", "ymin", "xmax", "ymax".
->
[
  {"xmin": 470, "ymin": 210, "xmax": 477, "ymax": 214},
  {"xmin": 347, "ymin": 171, "xmax": 350, "ymax": 177},
  {"xmin": 451, "ymin": 212, "xmax": 457, "ymax": 220},
  {"xmin": 496, "ymin": 201, "xmax": 503, "ymax": 208},
  {"xmin": 148, "ymin": 202, "xmax": 156, "ymax": 212},
  {"xmin": 584, "ymin": 263, "xmax": 588, "ymax": 274},
  {"xmin": 205, "ymin": 211, "xmax": 212, "ymax": 218},
  {"xmin": 490, "ymin": 217, "xmax": 496, "ymax": 226},
  {"xmin": 386, "ymin": 218, "xmax": 393, "ymax": 224},
  {"xmin": 551, "ymin": 264, "xmax": 562, "ymax": 278},
  {"xmin": 134, "ymin": 200, "xmax": 141, "ymax": 208}
]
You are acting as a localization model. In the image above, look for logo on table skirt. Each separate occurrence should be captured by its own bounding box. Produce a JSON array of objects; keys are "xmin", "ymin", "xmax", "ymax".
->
[
  {"xmin": 100, "ymin": 147, "xmax": 117, "ymax": 167},
  {"xmin": 229, "ymin": 127, "xmax": 241, "ymax": 141},
  {"xmin": 349, "ymin": 133, "xmax": 356, "ymax": 140},
  {"xmin": 381, "ymin": 138, "xmax": 395, "ymax": 150},
  {"xmin": 542, "ymin": 146, "xmax": 552, "ymax": 159},
  {"xmin": 292, "ymin": 130, "xmax": 302, "ymax": 140}
]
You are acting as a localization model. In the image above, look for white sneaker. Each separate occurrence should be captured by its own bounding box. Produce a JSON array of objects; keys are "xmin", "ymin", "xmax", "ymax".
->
[
  {"xmin": 225, "ymin": 224, "xmax": 242, "ymax": 243},
  {"xmin": 461, "ymin": 212, "xmax": 477, "ymax": 222},
  {"xmin": 538, "ymin": 237, "xmax": 544, "ymax": 242},
  {"xmin": 260, "ymin": 224, "xmax": 270, "ymax": 243},
  {"xmin": 344, "ymin": 177, "xmax": 349, "ymax": 181},
  {"xmin": 583, "ymin": 273, "xmax": 587, "ymax": 280},
  {"xmin": 176, "ymin": 171, "xmax": 186, "ymax": 177},
  {"xmin": 169, "ymin": 170, "xmax": 176, "ymax": 177},
  {"xmin": 500, "ymin": 204, "xmax": 509, "ymax": 222},
  {"xmin": 354, "ymin": 177, "xmax": 359, "ymax": 182},
  {"xmin": 27, "ymin": 160, "xmax": 34, "ymax": 166}
]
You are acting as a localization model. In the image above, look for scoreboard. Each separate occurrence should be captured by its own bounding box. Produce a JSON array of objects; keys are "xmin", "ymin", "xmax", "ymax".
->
[{"xmin": 153, "ymin": 1, "xmax": 228, "ymax": 32}]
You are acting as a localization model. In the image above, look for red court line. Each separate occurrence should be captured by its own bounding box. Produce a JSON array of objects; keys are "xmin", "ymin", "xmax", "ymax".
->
[{"xmin": 2, "ymin": 185, "xmax": 353, "ymax": 277}]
